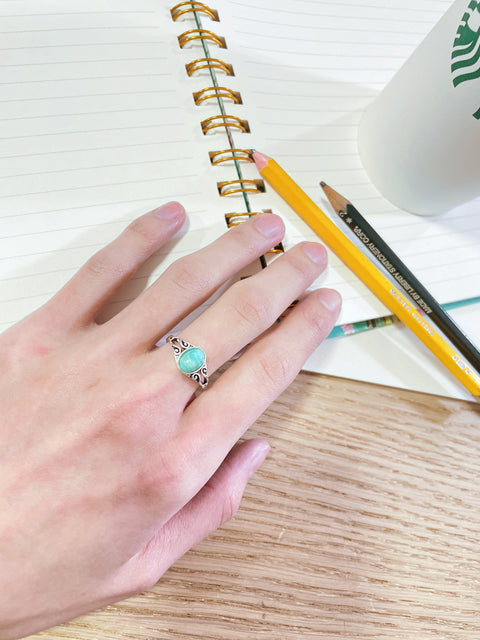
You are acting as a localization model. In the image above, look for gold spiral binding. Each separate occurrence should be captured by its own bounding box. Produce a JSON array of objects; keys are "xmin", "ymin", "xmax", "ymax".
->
[
  {"xmin": 224, "ymin": 211, "xmax": 270, "ymax": 226},
  {"xmin": 224, "ymin": 212, "xmax": 284, "ymax": 254},
  {"xmin": 266, "ymin": 243, "xmax": 285, "ymax": 254},
  {"xmin": 267, "ymin": 242, "xmax": 285, "ymax": 255},
  {"xmin": 267, "ymin": 242, "xmax": 285, "ymax": 254},
  {"xmin": 178, "ymin": 28, "xmax": 226, "ymax": 49},
  {"xmin": 193, "ymin": 86, "xmax": 242, "ymax": 106},
  {"xmin": 201, "ymin": 114, "xmax": 250, "ymax": 135},
  {"xmin": 217, "ymin": 179, "xmax": 265, "ymax": 197},
  {"xmin": 171, "ymin": 2, "xmax": 271, "ymax": 253},
  {"xmin": 279, "ymin": 301, "xmax": 299, "ymax": 319},
  {"xmin": 171, "ymin": 1, "xmax": 219, "ymax": 21},
  {"xmin": 209, "ymin": 149, "xmax": 253, "ymax": 165},
  {"xmin": 186, "ymin": 57, "xmax": 234, "ymax": 77}
]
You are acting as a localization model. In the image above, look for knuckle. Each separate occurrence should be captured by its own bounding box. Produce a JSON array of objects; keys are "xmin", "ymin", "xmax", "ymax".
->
[
  {"xmin": 83, "ymin": 215, "xmax": 165, "ymax": 281},
  {"xmin": 161, "ymin": 453, "xmax": 187, "ymax": 491},
  {"xmin": 144, "ymin": 440, "xmax": 194, "ymax": 504},
  {"xmin": 220, "ymin": 485, "xmax": 243, "ymax": 525},
  {"xmin": 135, "ymin": 460, "xmax": 163, "ymax": 495},
  {"xmin": 301, "ymin": 293, "xmax": 336, "ymax": 340},
  {"xmin": 234, "ymin": 223, "xmax": 266, "ymax": 260},
  {"xmin": 201, "ymin": 474, "xmax": 243, "ymax": 528},
  {"xmin": 287, "ymin": 247, "xmax": 317, "ymax": 281},
  {"xmin": 135, "ymin": 455, "xmax": 184, "ymax": 503},
  {"xmin": 230, "ymin": 283, "xmax": 271, "ymax": 328},
  {"xmin": 125, "ymin": 216, "xmax": 160, "ymax": 254},
  {"xmin": 256, "ymin": 348, "xmax": 291, "ymax": 390},
  {"xmin": 84, "ymin": 247, "xmax": 119, "ymax": 278},
  {"xmin": 167, "ymin": 257, "xmax": 214, "ymax": 296}
]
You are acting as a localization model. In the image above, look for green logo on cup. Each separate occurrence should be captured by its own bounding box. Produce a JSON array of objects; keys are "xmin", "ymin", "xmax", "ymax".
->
[{"xmin": 451, "ymin": 1, "xmax": 480, "ymax": 118}]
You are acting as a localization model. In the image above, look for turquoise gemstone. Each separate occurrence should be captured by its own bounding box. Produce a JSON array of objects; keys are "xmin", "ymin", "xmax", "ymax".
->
[{"xmin": 178, "ymin": 347, "xmax": 206, "ymax": 374}]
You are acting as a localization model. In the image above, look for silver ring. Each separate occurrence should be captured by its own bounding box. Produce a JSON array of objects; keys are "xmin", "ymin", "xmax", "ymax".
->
[{"xmin": 167, "ymin": 335, "xmax": 208, "ymax": 388}]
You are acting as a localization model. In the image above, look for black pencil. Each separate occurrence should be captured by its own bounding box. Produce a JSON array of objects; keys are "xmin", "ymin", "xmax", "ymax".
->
[{"xmin": 320, "ymin": 181, "xmax": 480, "ymax": 373}]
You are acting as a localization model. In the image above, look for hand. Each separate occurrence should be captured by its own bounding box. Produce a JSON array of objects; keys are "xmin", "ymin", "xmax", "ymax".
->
[{"xmin": 0, "ymin": 202, "xmax": 341, "ymax": 638}]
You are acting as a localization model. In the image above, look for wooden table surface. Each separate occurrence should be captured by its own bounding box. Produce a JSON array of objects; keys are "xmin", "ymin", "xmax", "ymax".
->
[{"xmin": 35, "ymin": 372, "xmax": 480, "ymax": 640}]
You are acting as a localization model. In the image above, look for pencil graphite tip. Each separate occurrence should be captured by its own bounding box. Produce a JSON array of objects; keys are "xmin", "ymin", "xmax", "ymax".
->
[{"xmin": 319, "ymin": 182, "xmax": 349, "ymax": 213}]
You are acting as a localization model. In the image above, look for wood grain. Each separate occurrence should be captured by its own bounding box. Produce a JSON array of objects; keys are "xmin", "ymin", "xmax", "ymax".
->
[{"xmin": 34, "ymin": 373, "xmax": 480, "ymax": 639}]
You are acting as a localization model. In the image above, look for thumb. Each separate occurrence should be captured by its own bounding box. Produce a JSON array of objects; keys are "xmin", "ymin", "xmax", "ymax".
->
[{"xmin": 132, "ymin": 438, "xmax": 270, "ymax": 585}]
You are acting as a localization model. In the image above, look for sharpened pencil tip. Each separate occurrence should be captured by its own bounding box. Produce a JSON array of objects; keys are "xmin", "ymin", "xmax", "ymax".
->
[
  {"xmin": 320, "ymin": 181, "xmax": 327, "ymax": 188},
  {"xmin": 251, "ymin": 150, "xmax": 270, "ymax": 170}
]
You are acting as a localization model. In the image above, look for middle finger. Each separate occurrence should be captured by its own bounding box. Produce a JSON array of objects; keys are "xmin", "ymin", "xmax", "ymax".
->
[{"xmin": 105, "ymin": 214, "xmax": 285, "ymax": 352}]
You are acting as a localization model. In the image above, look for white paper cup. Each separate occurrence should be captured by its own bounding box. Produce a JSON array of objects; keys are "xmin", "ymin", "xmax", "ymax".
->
[{"xmin": 358, "ymin": 0, "xmax": 480, "ymax": 215}]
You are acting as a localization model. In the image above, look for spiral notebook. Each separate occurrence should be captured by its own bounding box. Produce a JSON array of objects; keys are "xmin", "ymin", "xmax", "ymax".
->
[{"xmin": 1, "ymin": 0, "xmax": 479, "ymax": 398}]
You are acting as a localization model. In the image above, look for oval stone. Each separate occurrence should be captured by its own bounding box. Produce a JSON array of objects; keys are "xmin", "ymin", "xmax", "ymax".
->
[{"xmin": 178, "ymin": 347, "xmax": 206, "ymax": 374}]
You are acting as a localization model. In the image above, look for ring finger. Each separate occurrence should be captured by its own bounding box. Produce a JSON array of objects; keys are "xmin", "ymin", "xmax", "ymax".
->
[{"xmin": 106, "ymin": 213, "xmax": 286, "ymax": 352}]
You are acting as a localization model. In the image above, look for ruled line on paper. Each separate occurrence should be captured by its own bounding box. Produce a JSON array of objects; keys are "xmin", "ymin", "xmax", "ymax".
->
[
  {"xmin": 0, "ymin": 11, "xmax": 156, "ymax": 16},
  {"xmin": 0, "ymin": 41, "xmax": 164, "ymax": 51},
  {"xmin": 228, "ymin": 48, "xmax": 408, "ymax": 61},
  {"xmin": 233, "ymin": 27, "xmax": 425, "ymax": 41},
  {"xmin": 298, "ymin": 0, "xmax": 452, "ymax": 8},
  {"xmin": 232, "ymin": 60, "xmax": 399, "ymax": 74},
  {"xmin": 0, "ymin": 26, "xmax": 159, "ymax": 33},
  {"xmin": 0, "ymin": 188, "xmax": 202, "ymax": 222},
  {"xmin": 1, "ymin": 106, "xmax": 179, "ymax": 122},
  {"xmin": 0, "ymin": 57, "xmax": 168, "ymax": 67},
  {"xmin": 0, "ymin": 89, "xmax": 174, "ymax": 104},
  {"xmin": 231, "ymin": 0, "xmax": 450, "ymax": 19},
  {"xmin": 0, "ymin": 140, "xmax": 190, "ymax": 160},
  {"xmin": 0, "ymin": 72, "xmax": 173, "ymax": 86},
  {"xmin": 0, "ymin": 123, "xmax": 186, "ymax": 141}
]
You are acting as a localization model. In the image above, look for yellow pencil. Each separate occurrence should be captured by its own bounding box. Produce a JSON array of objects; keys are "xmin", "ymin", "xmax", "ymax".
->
[{"xmin": 252, "ymin": 150, "xmax": 480, "ymax": 399}]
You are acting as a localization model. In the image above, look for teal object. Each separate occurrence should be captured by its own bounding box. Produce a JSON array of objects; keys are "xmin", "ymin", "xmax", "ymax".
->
[
  {"xmin": 178, "ymin": 347, "xmax": 206, "ymax": 374},
  {"xmin": 327, "ymin": 296, "xmax": 480, "ymax": 339}
]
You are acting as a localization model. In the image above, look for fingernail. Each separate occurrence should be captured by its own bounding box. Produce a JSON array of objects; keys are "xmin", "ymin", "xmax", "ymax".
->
[
  {"xmin": 254, "ymin": 214, "xmax": 284, "ymax": 239},
  {"xmin": 302, "ymin": 242, "xmax": 327, "ymax": 265},
  {"xmin": 152, "ymin": 201, "xmax": 185, "ymax": 221},
  {"xmin": 317, "ymin": 288, "xmax": 342, "ymax": 312},
  {"xmin": 248, "ymin": 440, "xmax": 271, "ymax": 478}
]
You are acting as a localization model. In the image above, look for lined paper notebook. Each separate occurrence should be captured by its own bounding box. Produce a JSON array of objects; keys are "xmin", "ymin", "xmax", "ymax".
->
[{"xmin": 1, "ymin": 0, "xmax": 479, "ymax": 397}]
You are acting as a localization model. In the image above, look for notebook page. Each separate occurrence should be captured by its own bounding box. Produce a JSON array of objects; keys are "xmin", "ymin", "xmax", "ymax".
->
[
  {"xmin": 0, "ymin": 0, "xmax": 231, "ymax": 330},
  {"xmin": 214, "ymin": 0, "xmax": 480, "ymax": 325}
]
